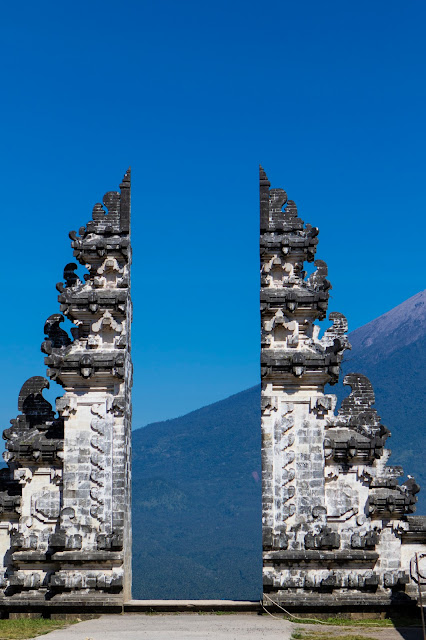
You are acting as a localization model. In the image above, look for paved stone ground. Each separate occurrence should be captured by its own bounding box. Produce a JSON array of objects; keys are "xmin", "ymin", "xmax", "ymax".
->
[{"xmin": 32, "ymin": 613, "xmax": 424, "ymax": 640}]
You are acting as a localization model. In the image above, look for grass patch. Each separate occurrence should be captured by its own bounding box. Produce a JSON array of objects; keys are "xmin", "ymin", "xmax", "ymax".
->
[
  {"xmin": 286, "ymin": 615, "xmax": 420, "ymax": 627},
  {"xmin": 214, "ymin": 611, "xmax": 235, "ymax": 615},
  {"xmin": 292, "ymin": 633, "xmax": 377, "ymax": 640},
  {"xmin": 0, "ymin": 618, "xmax": 72, "ymax": 639}
]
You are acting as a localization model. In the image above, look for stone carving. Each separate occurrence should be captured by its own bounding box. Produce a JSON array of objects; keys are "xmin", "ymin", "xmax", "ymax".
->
[
  {"xmin": 305, "ymin": 527, "xmax": 341, "ymax": 550},
  {"xmin": 306, "ymin": 260, "xmax": 331, "ymax": 292},
  {"xmin": 260, "ymin": 166, "xmax": 426, "ymax": 609},
  {"xmin": 335, "ymin": 374, "xmax": 389, "ymax": 439},
  {"xmin": 3, "ymin": 377, "xmax": 64, "ymax": 464},
  {"xmin": 275, "ymin": 404, "xmax": 296, "ymax": 525},
  {"xmin": 0, "ymin": 169, "xmax": 132, "ymax": 607},
  {"xmin": 31, "ymin": 488, "xmax": 61, "ymax": 523}
]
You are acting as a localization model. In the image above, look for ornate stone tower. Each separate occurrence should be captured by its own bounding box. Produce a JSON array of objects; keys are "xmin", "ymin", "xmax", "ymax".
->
[
  {"xmin": 260, "ymin": 166, "xmax": 426, "ymax": 610},
  {"xmin": 0, "ymin": 170, "xmax": 132, "ymax": 611}
]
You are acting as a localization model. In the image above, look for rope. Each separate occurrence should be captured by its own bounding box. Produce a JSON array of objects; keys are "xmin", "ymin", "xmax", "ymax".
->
[
  {"xmin": 262, "ymin": 593, "xmax": 385, "ymax": 627},
  {"xmin": 262, "ymin": 593, "xmax": 331, "ymax": 625},
  {"xmin": 260, "ymin": 600, "xmax": 284, "ymax": 620}
]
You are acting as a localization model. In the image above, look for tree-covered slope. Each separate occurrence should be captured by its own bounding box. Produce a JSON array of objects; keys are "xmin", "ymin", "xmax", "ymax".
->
[
  {"xmin": 131, "ymin": 386, "xmax": 262, "ymax": 599},
  {"xmin": 131, "ymin": 290, "xmax": 426, "ymax": 599}
]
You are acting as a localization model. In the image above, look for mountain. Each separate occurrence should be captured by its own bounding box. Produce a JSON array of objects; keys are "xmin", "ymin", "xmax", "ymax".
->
[
  {"xmin": 131, "ymin": 385, "xmax": 262, "ymax": 600},
  {"xmin": 131, "ymin": 290, "xmax": 426, "ymax": 600},
  {"xmin": 347, "ymin": 290, "xmax": 426, "ymax": 361}
]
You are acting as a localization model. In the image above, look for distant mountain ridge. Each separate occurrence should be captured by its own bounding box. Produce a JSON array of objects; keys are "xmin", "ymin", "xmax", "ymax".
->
[
  {"xmin": 131, "ymin": 291, "xmax": 426, "ymax": 599},
  {"xmin": 348, "ymin": 290, "xmax": 425, "ymax": 362}
]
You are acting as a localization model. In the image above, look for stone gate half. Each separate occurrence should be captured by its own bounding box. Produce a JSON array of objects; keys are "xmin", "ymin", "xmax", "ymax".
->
[
  {"xmin": 260, "ymin": 166, "xmax": 426, "ymax": 611},
  {"xmin": 0, "ymin": 170, "xmax": 132, "ymax": 611}
]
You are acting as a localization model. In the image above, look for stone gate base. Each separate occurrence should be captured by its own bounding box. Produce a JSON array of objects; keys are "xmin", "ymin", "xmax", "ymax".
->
[{"xmin": 0, "ymin": 597, "xmax": 423, "ymax": 619}]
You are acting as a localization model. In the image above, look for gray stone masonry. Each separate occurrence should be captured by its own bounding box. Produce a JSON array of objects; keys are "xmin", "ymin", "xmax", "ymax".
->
[
  {"xmin": 0, "ymin": 170, "xmax": 132, "ymax": 608},
  {"xmin": 260, "ymin": 166, "xmax": 426, "ymax": 609}
]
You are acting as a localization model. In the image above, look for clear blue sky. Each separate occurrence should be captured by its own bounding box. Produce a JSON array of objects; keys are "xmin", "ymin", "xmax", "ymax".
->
[{"xmin": 0, "ymin": 0, "xmax": 424, "ymax": 428}]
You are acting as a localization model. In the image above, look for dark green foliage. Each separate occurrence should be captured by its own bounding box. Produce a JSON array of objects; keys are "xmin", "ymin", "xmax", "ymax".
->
[{"xmin": 132, "ymin": 387, "xmax": 262, "ymax": 599}]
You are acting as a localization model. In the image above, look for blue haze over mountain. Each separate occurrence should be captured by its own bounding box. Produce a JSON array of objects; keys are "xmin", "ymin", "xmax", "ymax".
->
[{"xmin": 132, "ymin": 291, "xmax": 425, "ymax": 599}]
